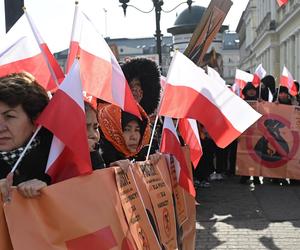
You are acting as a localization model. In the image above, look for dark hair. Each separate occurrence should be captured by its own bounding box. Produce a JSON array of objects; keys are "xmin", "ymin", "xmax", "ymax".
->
[
  {"xmin": 121, "ymin": 111, "xmax": 146, "ymax": 138},
  {"xmin": 121, "ymin": 58, "xmax": 161, "ymax": 115},
  {"xmin": 0, "ymin": 72, "xmax": 49, "ymax": 121}
]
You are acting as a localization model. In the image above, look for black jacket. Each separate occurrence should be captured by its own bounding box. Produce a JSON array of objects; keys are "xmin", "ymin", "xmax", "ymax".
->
[{"xmin": 0, "ymin": 128, "xmax": 52, "ymax": 185}]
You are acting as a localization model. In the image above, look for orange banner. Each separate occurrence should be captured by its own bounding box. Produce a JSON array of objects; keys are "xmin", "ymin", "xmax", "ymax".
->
[
  {"xmin": 4, "ymin": 169, "xmax": 137, "ymax": 250},
  {"xmin": 134, "ymin": 159, "xmax": 177, "ymax": 250},
  {"xmin": 0, "ymin": 200, "xmax": 13, "ymax": 250},
  {"xmin": 237, "ymin": 102, "xmax": 300, "ymax": 179},
  {"xmin": 115, "ymin": 167, "xmax": 161, "ymax": 250},
  {"xmin": 180, "ymin": 146, "xmax": 196, "ymax": 250}
]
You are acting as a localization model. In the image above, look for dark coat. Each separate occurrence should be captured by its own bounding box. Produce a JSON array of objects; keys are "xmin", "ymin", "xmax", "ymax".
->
[{"xmin": 0, "ymin": 128, "xmax": 52, "ymax": 185}]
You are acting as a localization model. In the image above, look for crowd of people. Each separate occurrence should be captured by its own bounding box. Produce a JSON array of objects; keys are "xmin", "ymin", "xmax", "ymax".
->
[
  {"xmin": 1, "ymin": 57, "xmax": 300, "ymax": 204},
  {"xmin": 0, "ymin": 58, "xmax": 162, "ymax": 202},
  {"xmin": 194, "ymin": 74, "xmax": 300, "ymax": 188}
]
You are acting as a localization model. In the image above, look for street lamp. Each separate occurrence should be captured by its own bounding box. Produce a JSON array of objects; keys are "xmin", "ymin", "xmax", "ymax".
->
[{"xmin": 119, "ymin": 0, "xmax": 193, "ymax": 67}]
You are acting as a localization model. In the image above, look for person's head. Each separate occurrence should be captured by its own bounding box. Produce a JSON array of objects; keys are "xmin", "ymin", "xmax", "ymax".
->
[
  {"xmin": 242, "ymin": 82, "xmax": 258, "ymax": 100},
  {"xmin": 121, "ymin": 112, "xmax": 143, "ymax": 153},
  {"xmin": 261, "ymin": 75, "xmax": 276, "ymax": 94},
  {"xmin": 294, "ymin": 81, "xmax": 300, "ymax": 94},
  {"xmin": 278, "ymin": 86, "xmax": 291, "ymax": 104},
  {"xmin": 0, "ymin": 72, "xmax": 49, "ymax": 151},
  {"xmin": 121, "ymin": 58, "xmax": 161, "ymax": 115},
  {"xmin": 84, "ymin": 102, "xmax": 100, "ymax": 152}
]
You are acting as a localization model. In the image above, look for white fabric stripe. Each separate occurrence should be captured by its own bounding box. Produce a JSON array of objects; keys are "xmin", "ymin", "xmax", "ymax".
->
[
  {"xmin": 111, "ymin": 58, "xmax": 126, "ymax": 109},
  {"xmin": 79, "ymin": 11, "xmax": 111, "ymax": 62},
  {"xmin": 235, "ymin": 69, "xmax": 254, "ymax": 82},
  {"xmin": 59, "ymin": 59, "xmax": 85, "ymax": 111},
  {"xmin": 162, "ymin": 117, "xmax": 180, "ymax": 141},
  {"xmin": 166, "ymin": 51, "xmax": 262, "ymax": 133},
  {"xmin": 187, "ymin": 119, "xmax": 201, "ymax": 145},
  {"xmin": 207, "ymin": 66, "xmax": 226, "ymax": 85},
  {"xmin": 25, "ymin": 12, "xmax": 44, "ymax": 43},
  {"xmin": 46, "ymin": 136, "xmax": 64, "ymax": 171},
  {"xmin": 0, "ymin": 36, "xmax": 40, "ymax": 65}
]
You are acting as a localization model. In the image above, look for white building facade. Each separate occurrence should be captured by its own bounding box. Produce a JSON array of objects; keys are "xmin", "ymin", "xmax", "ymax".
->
[{"xmin": 238, "ymin": 0, "xmax": 300, "ymax": 81}]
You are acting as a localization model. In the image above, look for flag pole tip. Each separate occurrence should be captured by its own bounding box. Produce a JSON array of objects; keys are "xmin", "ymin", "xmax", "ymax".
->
[
  {"xmin": 75, "ymin": 1, "xmax": 79, "ymax": 5},
  {"xmin": 76, "ymin": 56, "xmax": 80, "ymax": 60},
  {"xmin": 22, "ymin": 6, "xmax": 26, "ymax": 11}
]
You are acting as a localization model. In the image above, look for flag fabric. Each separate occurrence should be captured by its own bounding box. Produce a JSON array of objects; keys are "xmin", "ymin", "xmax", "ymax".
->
[
  {"xmin": 160, "ymin": 117, "xmax": 196, "ymax": 197},
  {"xmin": 66, "ymin": 6, "xmax": 140, "ymax": 118},
  {"xmin": 159, "ymin": 51, "xmax": 262, "ymax": 148},
  {"xmin": 160, "ymin": 75, "xmax": 167, "ymax": 89},
  {"xmin": 252, "ymin": 64, "xmax": 266, "ymax": 88},
  {"xmin": 235, "ymin": 69, "xmax": 254, "ymax": 91},
  {"xmin": 36, "ymin": 59, "xmax": 92, "ymax": 183},
  {"xmin": 207, "ymin": 66, "xmax": 226, "ymax": 85},
  {"xmin": 268, "ymin": 88, "xmax": 273, "ymax": 102},
  {"xmin": 277, "ymin": 0, "xmax": 288, "ymax": 7},
  {"xmin": 0, "ymin": 14, "xmax": 64, "ymax": 91},
  {"xmin": 280, "ymin": 66, "xmax": 298, "ymax": 96},
  {"xmin": 4, "ymin": 0, "xmax": 23, "ymax": 32},
  {"xmin": 178, "ymin": 118, "xmax": 202, "ymax": 168}
]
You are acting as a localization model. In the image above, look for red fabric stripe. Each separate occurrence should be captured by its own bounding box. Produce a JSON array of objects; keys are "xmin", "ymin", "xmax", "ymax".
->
[
  {"xmin": 66, "ymin": 41, "xmax": 79, "ymax": 74},
  {"xmin": 66, "ymin": 226, "xmax": 118, "ymax": 250},
  {"xmin": 160, "ymin": 128, "xmax": 196, "ymax": 197},
  {"xmin": 40, "ymin": 43, "xmax": 65, "ymax": 84},
  {"xmin": 37, "ymin": 90, "xmax": 92, "ymax": 180},
  {"xmin": 0, "ymin": 53, "xmax": 55, "ymax": 91},
  {"xmin": 178, "ymin": 119, "xmax": 202, "ymax": 168},
  {"xmin": 277, "ymin": 0, "xmax": 288, "ymax": 6},
  {"xmin": 159, "ymin": 85, "xmax": 241, "ymax": 148},
  {"xmin": 252, "ymin": 74, "xmax": 260, "ymax": 88},
  {"xmin": 280, "ymin": 76, "xmax": 298, "ymax": 96}
]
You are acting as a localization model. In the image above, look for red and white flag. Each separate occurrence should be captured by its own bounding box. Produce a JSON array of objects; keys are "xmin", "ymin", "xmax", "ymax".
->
[
  {"xmin": 66, "ymin": 5, "xmax": 140, "ymax": 118},
  {"xmin": 0, "ymin": 13, "xmax": 64, "ymax": 91},
  {"xmin": 159, "ymin": 51, "xmax": 262, "ymax": 148},
  {"xmin": 280, "ymin": 66, "xmax": 298, "ymax": 96},
  {"xmin": 252, "ymin": 64, "xmax": 266, "ymax": 88},
  {"xmin": 36, "ymin": 59, "xmax": 92, "ymax": 183},
  {"xmin": 178, "ymin": 118, "xmax": 202, "ymax": 169},
  {"xmin": 234, "ymin": 69, "xmax": 254, "ymax": 92},
  {"xmin": 277, "ymin": 0, "xmax": 288, "ymax": 7},
  {"xmin": 160, "ymin": 117, "xmax": 196, "ymax": 197}
]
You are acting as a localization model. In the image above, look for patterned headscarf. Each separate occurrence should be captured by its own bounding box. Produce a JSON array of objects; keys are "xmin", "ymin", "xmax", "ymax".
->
[{"xmin": 98, "ymin": 104, "xmax": 150, "ymax": 158}]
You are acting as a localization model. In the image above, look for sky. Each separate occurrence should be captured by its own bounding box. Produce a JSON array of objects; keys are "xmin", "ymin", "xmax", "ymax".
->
[{"xmin": 0, "ymin": 0, "xmax": 249, "ymax": 52}]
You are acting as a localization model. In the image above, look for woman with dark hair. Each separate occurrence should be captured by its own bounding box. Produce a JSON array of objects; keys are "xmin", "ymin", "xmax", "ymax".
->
[
  {"xmin": 98, "ymin": 104, "xmax": 160, "ymax": 166},
  {"xmin": 121, "ymin": 58, "xmax": 161, "ymax": 116},
  {"xmin": 0, "ymin": 72, "xmax": 52, "ymax": 201}
]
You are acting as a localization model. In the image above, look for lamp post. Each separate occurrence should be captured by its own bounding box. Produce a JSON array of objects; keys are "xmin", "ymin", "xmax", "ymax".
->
[{"xmin": 119, "ymin": 0, "xmax": 193, "ymax": 67}]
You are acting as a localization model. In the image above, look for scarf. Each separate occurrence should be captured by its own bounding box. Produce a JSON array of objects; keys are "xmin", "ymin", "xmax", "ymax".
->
[
  {"xmin": 98, "ymin": 104, "xmax": 150, "ymax": 158},
  {"xmin": 0, "ymin": 137, "xmax": 40, "ymax": 166}
]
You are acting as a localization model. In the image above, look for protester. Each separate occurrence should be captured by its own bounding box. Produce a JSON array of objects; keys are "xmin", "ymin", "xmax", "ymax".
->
[
  {"xmin": 121, "ymin": 58, "xmax": 161, "ymax": 116},
  {"xmin": 98, "ymin": 104, "xmax": 161, "ymax": 167},
  {"xmin": 84, "ymin": 101, "xmax": 106, "ymax": 170},
  {"xmin": 0, "ymin": 72, "xmax": 51, "ymax": 201},
  {"xmin": 239, "ymin": 82, "xmax": 261, "ymax": 185}
]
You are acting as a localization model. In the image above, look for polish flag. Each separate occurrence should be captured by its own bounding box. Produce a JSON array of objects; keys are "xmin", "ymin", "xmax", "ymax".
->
[
  {"xmin": 178, "ymin": 118, "xmax": 202, "ymax": 169},
  {"xmin": 36, "ymin": 60, "xmax": 92, "ymax": 183},
  {"xmin": 252, "ymin": 64, "xmax": 266, "ymax": 88},
  {"xmin": 277, "ymin": 0, "xmax": 288, "ymax": 7},
  {"xmin": 159, "ymin": 51, "xmax": 262, "ymax": 148},
  {"xmin": 235, "ymin": 69, "xmax": 254, "ymax": 91},
  {"xmin": 160, "ymin": 75, "xmax": 167, "ymax": 89},
  {"xmin": 280, "ymin": 66, "xmax": 298, "ymax": 96},
  {"xmin": 207, "ymin": 66, "xmax": 226, "ymax": 85},
  {"xmin": 160, "ymin": 117, "xmax": 196, "ymax": 197},
  {"xmin": 0, "ymin": 13, "xmax": 64, "ymax": 91},
  {"xmin": 66, "ymin": 5, "xmax": 140, "ymax": 118}
]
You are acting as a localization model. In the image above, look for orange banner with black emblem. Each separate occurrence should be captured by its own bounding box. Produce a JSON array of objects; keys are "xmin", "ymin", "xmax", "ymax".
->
[{"xmin": 237, "ymin": 102, "xmax": 300, "ymax": 179}]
